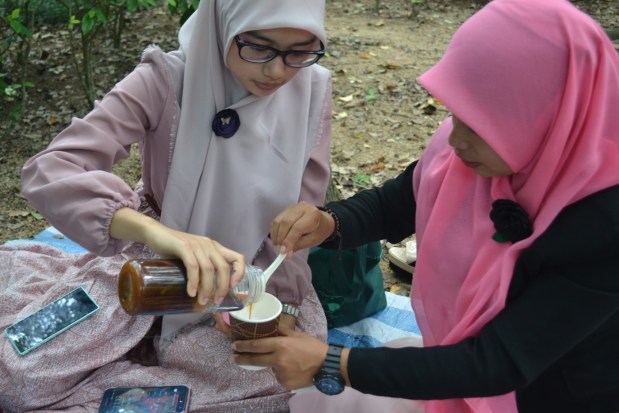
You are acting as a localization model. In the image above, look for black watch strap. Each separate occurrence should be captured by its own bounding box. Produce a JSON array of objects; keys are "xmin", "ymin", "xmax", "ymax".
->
[
  {"xmin": 313, "ymin": 344, "xmax": 345, "ymax": 395},
  {"xmin": 322, "ymin": 344, "xmax": 343, "ymax": 373}
]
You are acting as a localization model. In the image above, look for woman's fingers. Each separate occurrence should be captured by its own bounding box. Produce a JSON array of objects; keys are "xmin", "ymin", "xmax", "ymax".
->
[
  {"xmin": 208, "ymin": 248, "xmax": 232, "ymax": 305},
  {"xmin": 194, "ymin": 241, "xmax": 246, "ymax": 305},
  {"xmin": 215, "ymin": 243, "xmax": 246, "ymax": 289},
  {"xmin": 232, "ymin": 333, "xmax": 328, "ymax": 389},
  {"xmin": 271, "ymin": 202, "xmax": 323, "ymax": 253},
  {"xmin": 233, "ymin": 336, "xmax": 281, "ymax": 354},
  {"xmin": 141, "ymin": 223, "xmax": 245, "ymax": 304},
  {"xmin": 228, "ymin": 260, "xmax": 245, "ymax": 289},
  {"xmin": 179, "ymin": 250, "xmax": 203, "ymax": 299},
  {"xmin": 270, "ymin": 204, "xmax": 306, "ymax": 246}
]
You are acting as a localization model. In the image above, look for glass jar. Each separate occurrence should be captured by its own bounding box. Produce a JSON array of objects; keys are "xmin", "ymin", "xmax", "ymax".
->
[{"xmin": 118, "ymin": 259, "xmax": 266, "ymax": 316}]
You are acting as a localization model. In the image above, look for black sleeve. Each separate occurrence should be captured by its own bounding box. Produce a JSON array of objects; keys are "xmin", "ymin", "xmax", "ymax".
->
[
  {"xmin": 347, "ymin": 187, "xmax": 619, "ymax": 400},
  {"xmin": 348, "ymin": 257, "xmax": 619, "ymax": 399},
  {"xmin": 320, "ymin": 161, "xmax": 417, "ymax": 250}
]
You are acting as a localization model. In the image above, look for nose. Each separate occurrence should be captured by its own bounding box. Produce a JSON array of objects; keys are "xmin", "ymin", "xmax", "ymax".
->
[
  {"xmin": 263, "ymin": 56, "xmax": 287, "ymax": 79},
  {"xmin": 448, "ymin": 130, "xmax": 469, "ymax": 150}
]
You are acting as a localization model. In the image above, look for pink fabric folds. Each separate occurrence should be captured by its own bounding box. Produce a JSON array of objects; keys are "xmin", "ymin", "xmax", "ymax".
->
[
  {"xmin": 413, "ymin": 0, "xmax": 619, "ymax": 411},
  {"xmin": 0, "ymin": 243, "xmax": 328, "ymax": 412}
]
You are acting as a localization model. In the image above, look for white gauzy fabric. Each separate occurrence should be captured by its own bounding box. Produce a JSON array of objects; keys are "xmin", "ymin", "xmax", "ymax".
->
[{"xmin": 159, "ymin": 0, "xmax": 328, "ymax": 340}]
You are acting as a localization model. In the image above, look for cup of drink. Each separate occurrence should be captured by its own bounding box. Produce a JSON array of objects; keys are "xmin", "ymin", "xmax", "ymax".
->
[{"xmin": 229, "ymin": 292, "xmax": 282, "ymax": 370}]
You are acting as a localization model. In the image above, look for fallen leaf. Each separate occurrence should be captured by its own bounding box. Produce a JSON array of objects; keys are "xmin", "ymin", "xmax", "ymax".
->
[
  {"xmin": 390, "ymin": 284, "xmax": 403, "ymax": 294},
  {"xmin": 371, "ymin": 161, "xmax": 385, "ymax": 172},
  {"xmin": 378, "ymin": 62, "xmax": 401, "ymax": 70}
]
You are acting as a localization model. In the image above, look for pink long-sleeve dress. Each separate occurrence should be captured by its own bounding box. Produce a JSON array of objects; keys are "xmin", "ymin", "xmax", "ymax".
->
[{"xmin": 0, "ymin": 46, "xmax": 332, "ymax": 413}]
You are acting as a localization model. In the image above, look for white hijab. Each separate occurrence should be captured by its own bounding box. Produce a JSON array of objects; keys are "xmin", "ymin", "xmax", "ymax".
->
[{"xmin": 159, "ymin": 0, "xmax": 328, "ymax": 338}]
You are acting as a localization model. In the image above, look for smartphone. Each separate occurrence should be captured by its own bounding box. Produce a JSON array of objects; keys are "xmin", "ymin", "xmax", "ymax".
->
[
  {"xmin": 98, "ymin": 386, "xmax": 190, "ymax": 413},
  {"xmin": 4, "ymin": 286, "xmax": 100, "ymax": 356}
]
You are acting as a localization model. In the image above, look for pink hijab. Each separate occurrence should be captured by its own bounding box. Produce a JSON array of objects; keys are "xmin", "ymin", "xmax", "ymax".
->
[{"xmin": 413, "ymin": 0, "xmax": 619, "ymax": 411}]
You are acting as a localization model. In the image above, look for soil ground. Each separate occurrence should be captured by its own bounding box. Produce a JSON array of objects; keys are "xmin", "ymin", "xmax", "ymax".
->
[{"xmin": 1, "ymin": 0, "xmax": 617, "ymax": 296}]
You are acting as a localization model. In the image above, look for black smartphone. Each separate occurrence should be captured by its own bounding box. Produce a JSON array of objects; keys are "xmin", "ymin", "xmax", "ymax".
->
[
  {"xmin": 98, "ymin": 386, "xmax": 191, "ymax": 413},
  {"xmin": 4, "ymin": 286, "xmax": 100, "ymax": 356}
]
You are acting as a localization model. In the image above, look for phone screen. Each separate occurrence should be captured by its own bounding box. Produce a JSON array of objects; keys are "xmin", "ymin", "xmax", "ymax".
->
[
  {"xmin": 4, "ymin": 286, "xmax": 100, "ymax": 355},
  {"xmin": 99, "ymin": 386, "xmax": 190, "ymax": 413}
]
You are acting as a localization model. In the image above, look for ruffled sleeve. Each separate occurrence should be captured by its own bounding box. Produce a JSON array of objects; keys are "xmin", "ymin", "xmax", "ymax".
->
[{"xmin": 21, "ymin": 50, "xmax": 172, "ymax": 256}]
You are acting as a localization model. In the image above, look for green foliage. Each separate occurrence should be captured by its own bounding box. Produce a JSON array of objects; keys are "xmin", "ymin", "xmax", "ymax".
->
[
  {"xmin": 166, "ymin": 0, "xmax": 199, "ymax": 25},
  {"xmin": 127, "ymin": 0, "xmax": 155, "ymax": 13},
  {"xmin": 55, "ymin": 0, "xmax": 156, "ymax": 36},
  {"xmin": 1, "ymin": 3, "xmax": 35, "ymax": 131},
  {"xmin": 351, "ymin": 172, "xmax": 371, "ymax": 189},
  {"xmin": 6, "ymin": 7, "xmax": 31, "ymax": 35},
  {"xmin": 80, "ymin": 6, "xmax": 107, "ymax": 35},
  {"xmin": 365, "ymin": 87, "xmax": 378, "ymax": 102},
  {"xmin": 54, "ymin": 0, "xmax": 157, "ymax": 107},
  {"xmin": 35, "ymin": 2, "xmax": 68, "ymax": 24},
  {"xmin": 1, "ymin": 0, "xmax": 158, "ymax": 130}
]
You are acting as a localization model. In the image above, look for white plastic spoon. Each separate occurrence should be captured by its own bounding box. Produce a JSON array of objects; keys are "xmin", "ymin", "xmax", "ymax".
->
[
  {"xmin": 262, "ymin": 253, "xmax": 286, "ymax": 283},
  {"xmin": 241, "ymin": 253, "xmax": 286, "ymax": 305}
]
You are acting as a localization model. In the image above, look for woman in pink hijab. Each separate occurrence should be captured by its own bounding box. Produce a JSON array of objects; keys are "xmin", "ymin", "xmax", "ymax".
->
[
  {"xmin": 1, "ymin": 0, "xmax": 332, "ymax": 411},
  {"xmin": 235, "ymin": 0, "xmax": 619, "ymax": 412}
]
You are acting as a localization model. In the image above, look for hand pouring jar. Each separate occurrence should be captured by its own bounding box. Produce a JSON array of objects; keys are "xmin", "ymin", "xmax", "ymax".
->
[{"xmin": 118, "ymin": 259, "xmax": 267, "ymax": 316}]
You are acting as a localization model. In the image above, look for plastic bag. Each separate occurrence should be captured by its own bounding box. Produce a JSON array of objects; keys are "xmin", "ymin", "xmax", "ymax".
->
[{"xmin": 308, "ymin": 241, "xmax": 386, "ymax": 328}]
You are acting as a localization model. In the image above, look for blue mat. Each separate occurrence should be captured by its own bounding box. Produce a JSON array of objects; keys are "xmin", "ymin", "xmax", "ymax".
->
[
  {"xmin": 5, "ymin": 226, "xmax": 88, "ymax": 254},
  {"xmin": 6, "ymin": 227, "xmax": 421, "ymax": 348}
]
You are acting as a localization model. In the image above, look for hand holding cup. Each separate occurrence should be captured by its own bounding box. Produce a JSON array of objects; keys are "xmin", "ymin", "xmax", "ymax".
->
[{"xmin": 229, "ymin": 292, "xmax": 282, "ymax": 370}]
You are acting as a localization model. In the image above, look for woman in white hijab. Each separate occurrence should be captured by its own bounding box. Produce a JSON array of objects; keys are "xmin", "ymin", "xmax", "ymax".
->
[{"xmin": 3, "ymin": 0, "xmax": 332, "ymax": 411}]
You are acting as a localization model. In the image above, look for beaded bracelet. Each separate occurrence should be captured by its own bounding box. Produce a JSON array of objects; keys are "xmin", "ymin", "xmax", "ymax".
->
[{"xmin": 317, "ymin": 206, "xmax": 341, "ymax": 243}]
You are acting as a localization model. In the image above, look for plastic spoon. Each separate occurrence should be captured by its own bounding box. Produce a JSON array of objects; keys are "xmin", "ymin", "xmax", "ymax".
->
[
  {"xmin": 245, "ymin": 253, "xmax": 286, "ymax": 304},
  {"xmin": 262, "ymin": 253, "xmax": 286, "ymax": 283}
]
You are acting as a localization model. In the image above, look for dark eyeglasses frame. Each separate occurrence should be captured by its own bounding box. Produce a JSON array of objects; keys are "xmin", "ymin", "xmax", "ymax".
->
[{"xmin": 233, "ymin": 35, "xmax": 325, "ymax": 68}]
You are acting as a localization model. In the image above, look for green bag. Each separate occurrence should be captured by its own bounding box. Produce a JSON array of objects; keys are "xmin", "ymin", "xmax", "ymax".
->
[{"xmin": 308, "ymin": 241, "xmax": 387, "ymax": 328}]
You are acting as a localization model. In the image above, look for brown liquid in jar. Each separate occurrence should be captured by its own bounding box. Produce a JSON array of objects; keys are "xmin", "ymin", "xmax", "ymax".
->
[{"xmin": 118, "ymin": 259, "xmax": 244, "ymax": 316}]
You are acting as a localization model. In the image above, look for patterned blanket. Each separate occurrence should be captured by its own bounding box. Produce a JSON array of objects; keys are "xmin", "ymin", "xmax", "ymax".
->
[
  {"xmin": 2, "ymin": 228, "xmax": 420, "ymax": 412},
  {"xmin": 6, "ymin": 227, "xmax": 422, "ymax": 349},
  {"xmin": 1, "ymin": 229, "xmax": 326, "ymax": 412}
]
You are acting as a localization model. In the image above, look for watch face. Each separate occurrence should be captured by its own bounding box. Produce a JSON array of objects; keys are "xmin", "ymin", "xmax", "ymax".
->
[{"xmin": 314, "ymin": 373, "xmax": 345, "ymax": 395}]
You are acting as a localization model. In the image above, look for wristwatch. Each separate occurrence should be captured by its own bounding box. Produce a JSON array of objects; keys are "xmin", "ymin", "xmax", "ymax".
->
[
  {"xmin": 281, "ymin": 303, "xmax": 300, "ymax": 318},
  {"xmin": 313, "ymin": 344, "xmax": 345, "ymax": 395}
]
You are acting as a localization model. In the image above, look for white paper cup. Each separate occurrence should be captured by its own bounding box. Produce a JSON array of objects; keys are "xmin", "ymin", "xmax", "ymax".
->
[{"xmin": 230, "ymin": 293, "xmax": 282, "ymax": 370}]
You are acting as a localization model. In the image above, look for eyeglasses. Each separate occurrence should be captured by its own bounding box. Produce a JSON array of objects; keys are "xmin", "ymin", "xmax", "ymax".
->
[{"xmin": 234, "ymin": 35, "xmax": 325, "ymax": 68}]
